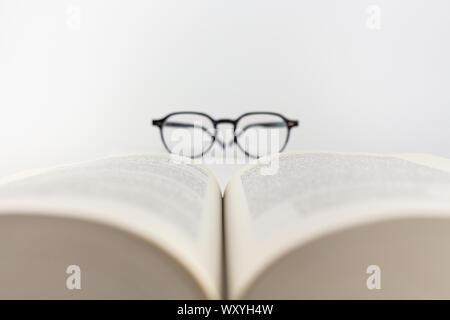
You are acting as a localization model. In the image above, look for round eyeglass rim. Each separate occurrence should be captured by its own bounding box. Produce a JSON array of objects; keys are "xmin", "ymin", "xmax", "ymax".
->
[
  {"xmin": 158, "ymin": 111, "xmax": 217, "ymax": 158},
  {"xmin": 234, "ymin": 112, "xmax": 292, "ymax": 158}
]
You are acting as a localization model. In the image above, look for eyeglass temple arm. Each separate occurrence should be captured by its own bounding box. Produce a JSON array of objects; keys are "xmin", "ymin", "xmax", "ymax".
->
[{"xmin": 155, "ymin": 121, "xmax": 226, "ymax": 149}]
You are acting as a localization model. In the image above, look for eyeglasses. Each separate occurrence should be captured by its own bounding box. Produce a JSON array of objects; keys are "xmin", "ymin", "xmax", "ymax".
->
[{"xmin": 152, "ymin": 111, "xmax": 299, "ymax": 158}]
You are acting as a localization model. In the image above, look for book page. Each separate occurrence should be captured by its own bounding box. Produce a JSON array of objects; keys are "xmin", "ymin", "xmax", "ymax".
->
[
  {"xmin": 0, "ymin": 153, "xmax": 222, "ymax": 298},
  {"xmin": 224, "ymin": 151, "xmax": 450, "ymax": 298}
]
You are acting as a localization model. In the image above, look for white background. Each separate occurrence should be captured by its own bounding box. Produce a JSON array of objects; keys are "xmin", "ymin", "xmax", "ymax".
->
[{"xmin": 1, "ymin": 0, "xmax": 449, "ymax": 186}]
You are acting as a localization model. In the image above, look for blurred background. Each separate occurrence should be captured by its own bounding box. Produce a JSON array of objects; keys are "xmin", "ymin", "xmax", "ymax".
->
[{"xmin": 1, "ymin": 0, "xmax": 449, "ymax": 186}]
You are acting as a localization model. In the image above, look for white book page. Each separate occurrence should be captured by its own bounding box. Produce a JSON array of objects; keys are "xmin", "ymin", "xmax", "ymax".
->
[
  {"xmin": 224, "ymin": 151, "xmax": 450, "ymax": 298},
  {"xmin": 0, "ymin": 153, "xmax": 223, "ymax": 298}
]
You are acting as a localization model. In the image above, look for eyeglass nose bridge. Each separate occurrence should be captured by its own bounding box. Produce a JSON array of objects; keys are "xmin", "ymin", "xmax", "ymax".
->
[
  {"xmin": 213, "ymin": 118, "xmax": 236, "ymax": 126},
  {"xmin": 212, "ymin": 119, "xmax": 237, "ymax": 149}
]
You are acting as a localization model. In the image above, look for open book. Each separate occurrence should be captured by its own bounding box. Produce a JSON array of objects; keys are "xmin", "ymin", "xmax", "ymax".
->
[{"xmin": 1, "ymin": 151, "xmax": 450, "ymax": 299}]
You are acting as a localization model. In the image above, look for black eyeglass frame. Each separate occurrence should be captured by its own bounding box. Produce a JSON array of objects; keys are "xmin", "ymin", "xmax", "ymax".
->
[{"xmin": 152, "ymin": 111, "xmax": 299, "ymax": 158}]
